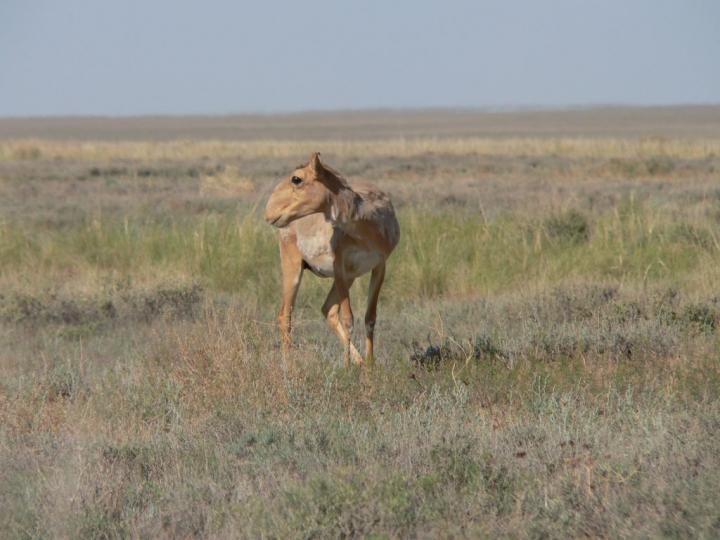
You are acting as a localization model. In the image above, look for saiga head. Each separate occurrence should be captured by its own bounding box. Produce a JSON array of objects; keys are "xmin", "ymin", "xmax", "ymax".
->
[{"xmin": 264, "ymin": 152, "xmax": 336, "ymax": 228}]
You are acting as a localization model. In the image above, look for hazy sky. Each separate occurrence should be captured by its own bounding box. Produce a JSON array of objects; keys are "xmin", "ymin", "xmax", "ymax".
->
[{"xmin": 1, "ymin": 1, "xmax": 718, "ymax": 116}]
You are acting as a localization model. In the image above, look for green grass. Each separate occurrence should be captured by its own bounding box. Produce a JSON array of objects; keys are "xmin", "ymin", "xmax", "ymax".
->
[{"xmin": 2, "ymin": 200, "xmax": 718, "ymax": 303}]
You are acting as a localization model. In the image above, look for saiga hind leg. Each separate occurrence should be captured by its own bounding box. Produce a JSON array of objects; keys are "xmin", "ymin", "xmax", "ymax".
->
[
  {"xmin": 364, "ymin": 262, "xmax": 386, "ymax": 366},
  {"xmin": 322, "ymin": 281, "xmax": 363, "ymax": 366}
]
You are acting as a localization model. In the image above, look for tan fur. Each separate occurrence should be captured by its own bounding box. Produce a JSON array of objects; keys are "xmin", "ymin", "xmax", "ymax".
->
[{"xmin": 265, "ymin": 153, "xmax": 399, "ymax": 366}]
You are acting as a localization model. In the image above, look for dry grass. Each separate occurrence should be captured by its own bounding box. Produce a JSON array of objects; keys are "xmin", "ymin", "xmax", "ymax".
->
[
  {"xmin": 3, "ymin": 136, "xmax": 720, "ymax": 163},
  {"xmin": 2, "ymin": 132, "xmax": 720, "ymax": 538}
]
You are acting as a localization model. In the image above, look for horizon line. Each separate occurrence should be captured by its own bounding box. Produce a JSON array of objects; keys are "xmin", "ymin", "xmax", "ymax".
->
[{"xmin": 2, "ymin": 102, "xmax": 719, "ymax": 121}]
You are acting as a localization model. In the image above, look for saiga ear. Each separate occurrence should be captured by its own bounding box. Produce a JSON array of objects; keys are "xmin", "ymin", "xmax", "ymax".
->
[{"xmin": 308, "ymin": 152, "xmax": 323, "ymax": 174}]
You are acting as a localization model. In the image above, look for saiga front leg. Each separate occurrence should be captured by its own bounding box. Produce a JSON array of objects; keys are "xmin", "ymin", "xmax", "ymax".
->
[{"xmin": 277, "ymin": 233, "xmax": 304, "ymax": 356}]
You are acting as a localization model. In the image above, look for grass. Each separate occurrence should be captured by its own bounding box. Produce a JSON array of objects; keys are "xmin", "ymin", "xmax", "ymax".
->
[
  {"xmin": 3, "ymin": 315, "xmax": 719, "ymax": 537},
  {"xmin": 3, "ymin": 136, "xmax": 720, "ymax": 162},
  {"xmin": 1, "ymin": 136, "xmax": 720, "ymax": 538},
  {"xmin": 2, "ymin": 200, "xmax": 718, "ymax": 303}
]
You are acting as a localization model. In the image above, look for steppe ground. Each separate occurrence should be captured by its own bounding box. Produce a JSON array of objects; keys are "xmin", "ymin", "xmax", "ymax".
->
[{"xmin": 1, "ymin": 107, "xmax": 720, "ymax": 538}]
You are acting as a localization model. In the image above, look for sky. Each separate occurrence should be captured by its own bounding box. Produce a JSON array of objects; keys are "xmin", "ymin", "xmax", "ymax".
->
[{"xmin": 0, "ymin": 0, "xmax": 719, "ymax": 117}]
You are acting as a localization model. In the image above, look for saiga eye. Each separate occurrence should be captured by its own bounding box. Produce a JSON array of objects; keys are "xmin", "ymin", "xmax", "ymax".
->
[{"xmin": 291, "ymin": 176, "xmax": 303, "ymax": 186}]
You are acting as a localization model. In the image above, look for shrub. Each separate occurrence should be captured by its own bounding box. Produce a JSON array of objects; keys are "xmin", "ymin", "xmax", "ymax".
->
[
  {"xmin": 544, "ymin": 210, "xmax": 590, "ymax": 244},
  {"xmin": 682, "ymin": 303, "xmax": 717, "ymax": 333},
  {"xmin": 645, "ymin": 156, "xmax": 675, "ymax": 176}
]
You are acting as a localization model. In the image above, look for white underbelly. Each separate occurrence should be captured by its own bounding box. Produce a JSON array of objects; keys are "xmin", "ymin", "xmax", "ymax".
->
[
  {"xmin": 303, "ymin": 251, "xmax": 335, "ymax": 277},
  {"xmin": 289, "ymin": 214, "xmax": 383, "ymax": 279},
  {"xmin": 301, "ymin": 248, "xmax": 381, "ymax": 279}
]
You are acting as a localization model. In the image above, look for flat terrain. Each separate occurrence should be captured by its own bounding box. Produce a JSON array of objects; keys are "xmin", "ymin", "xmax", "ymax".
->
[
  {"xmin": 1, "ymin": 107, "xmax": 720, "ymax": 538},
  {"xmin": 3, "ymin": 104, "xmax": 720, "ymax": 140}
]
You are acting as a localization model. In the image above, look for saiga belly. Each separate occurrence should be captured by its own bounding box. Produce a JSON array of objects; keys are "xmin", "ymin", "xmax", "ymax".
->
[{"xmin": 283, "ymin": 214, "xmax": 381, "ymax": 279}]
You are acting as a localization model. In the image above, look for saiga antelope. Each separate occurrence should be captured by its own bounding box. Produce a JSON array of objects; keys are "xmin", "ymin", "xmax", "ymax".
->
[{"xmin": 264, "ymin": 153, "xmax": 400, "ymax": 366}]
